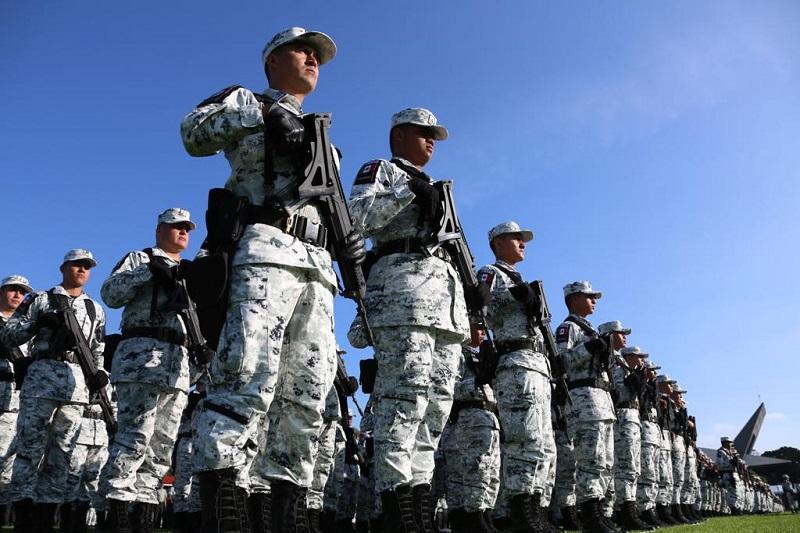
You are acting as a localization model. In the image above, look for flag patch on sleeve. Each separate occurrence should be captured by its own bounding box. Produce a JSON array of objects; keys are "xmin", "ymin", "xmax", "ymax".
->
[
  {"xmin": 556, "ymin": 325, "xmax": 570, "ymax": 343},
  {"xmin": 354, "ymin": 160, "xmax": 381, "ymax": 185}
]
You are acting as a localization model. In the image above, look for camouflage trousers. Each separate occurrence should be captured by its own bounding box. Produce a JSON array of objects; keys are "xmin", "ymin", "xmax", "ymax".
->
[
  {"xmin": 66, "ymin": 442, "xmax": 108, "ymax": 510},
  {"xmin": 443, "ymin": 408, "xmax": 501, "ymax": 511},
  {"xmin": 553, "ymin": 426, "xmax": 577, "ymax": 507},
  {"xmin": 670, "ymin": 433, "xmax": 686, "ymax": 504},
  {"xmin": 10, "ymin": 397, "xmax": 83, "ymax": 503},
  {"xmin": 100, "ymin": 383, "xmax": 186, "ymax": 504},
  {"xmin": 681, "ymin": 445, "xmax": 698, "ymax": 505},
  {"xmin": 0, "ymin": 409, "xmax": 18, "ymax": 504},
  {"xmin": 193, "ymin": 264, "xmax": 336, "ymax": 488},
  {"xmin": 356, "ymin": 454, "xmax": 379, "ymax": 521},
  {"xmin": 372, "ymin": 326, "xmax": 461, "ymax": 492},
  {"xmin": 308, "ymin": 417, "xmax": 338, "ymax": 510},
  {"xmin": 173, "ymin": 435, "xmax": 201, "ymax": 513},
  {"xmin": 612, "ymin": 409, "xmax": 641, "ymax": 504},
  {"xmin": 567, "ymin": 417, "xmax": 614, "ymax": 504},
  {"xmin": 636, "ymin": 441, "xmax": 660, "ymax": 510},
  {"xmin": 656, "ymin": 430, "xmax": 673, "ymax": 505},
  {"xmin": 495, "ymin": 359, "xmax": 554, "ymax": 501}
]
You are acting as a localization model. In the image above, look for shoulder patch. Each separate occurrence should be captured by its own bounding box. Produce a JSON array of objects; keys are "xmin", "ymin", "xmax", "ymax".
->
[
  {"xmin": 354, "ymin": 160, "xmax": 382, "ymax": 185},
  {"xmin": 196, "ymin": 85, "xmax": 245, "ymax": 107},
  {"xmin": 555, "ymin": 324, "xmax": 571, "ymax": 343},
  {"xmin": 478, "ymin": 268, "xmax": 495, "ymax": 286}
]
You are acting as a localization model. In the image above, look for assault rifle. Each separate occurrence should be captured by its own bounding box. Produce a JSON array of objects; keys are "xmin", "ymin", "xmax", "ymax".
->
[
  {"xmin": 333, "ymin": 351, "xmax": 365, "ymax": 466},
  {"xmin": 298, "ymin": 113, "xmax": 374, "ymax": 346},
  {"xmin": 426, "ymin": 180, "xmax": 498, "ymax": 381},
  {"xmin": 60, "ymin": 307, "xmax": 117, "ymax": 434},
  {"xmin": 164, "ymin": 277, "xmax": 215, "ymax": 367},
  {"xmin": 528, "ymin": 281, "xmax": 573, "ymax": 424},
  {"xmin": 0, "ymin": 343, "xmax": 30, "ymax": 388}
]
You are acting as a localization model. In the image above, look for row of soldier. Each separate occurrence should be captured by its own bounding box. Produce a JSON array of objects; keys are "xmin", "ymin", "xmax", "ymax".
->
[{"xmin": 0, "ymin": 24, "xmax": 789, "ymax": 533}]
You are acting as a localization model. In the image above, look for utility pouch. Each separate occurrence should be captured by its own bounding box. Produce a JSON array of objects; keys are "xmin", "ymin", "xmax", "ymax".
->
[
  {"xmin": 205, "ymin": 188, "xmax": 250, "ymax": 252},
  {"xmin": 359, "ymin": 358, "xmax": 377, "ymax": 394}
]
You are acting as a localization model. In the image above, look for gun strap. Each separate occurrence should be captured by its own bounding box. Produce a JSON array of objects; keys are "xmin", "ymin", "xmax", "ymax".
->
[
  {"xmin": 491, "ymin": 262, "xmax": 523, "ymax": 285},
  {"xmin": 390, "ymin": 158, "xmax": 437, "ymax": 231},
  {"xmin": 47, "ymin": 290, "xmax": 96, "ymax": 342},
  {"xmin": 564, "ymin": 315, "xmax": 597, "ymax": 337}
]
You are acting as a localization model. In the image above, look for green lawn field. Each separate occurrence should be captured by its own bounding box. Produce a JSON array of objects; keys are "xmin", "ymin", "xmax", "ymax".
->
[{"xmin": 560, "ymin": 513, "xmax": 800, "ymax": 532}]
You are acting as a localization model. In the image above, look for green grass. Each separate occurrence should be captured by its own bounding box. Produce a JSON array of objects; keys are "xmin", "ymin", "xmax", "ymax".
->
[{"xmin": 653, "ymin": 513, "xmax": 800, "ymax": 533}]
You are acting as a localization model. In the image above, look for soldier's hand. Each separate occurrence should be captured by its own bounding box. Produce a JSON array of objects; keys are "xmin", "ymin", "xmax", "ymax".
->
[
  {"xmin": 341, "ymin": 230, "xmax": 367, "ymax": 264},
  {"xmin": 464, "ymin": 283, "xmax": 491, "ymax": 312},
  {"xmin": 624, "ymin": 371, "xmax": 643, "ymax": 391},
  {"xmin": 584, "ymin": 336, "xmax": 610, "ymax": 357},
  {"xmin": 508, "ymin": 282, "xmax": 536, "ymax": 306},
  {"xmin": 37, "ymin": 311, "xmax": 63, "ymax": 331},
  {"xmin": 264, "ymin": 104, "xmax": 305, "ymax": 153},
  {"xmin": 407, "ymin": 177, "xmax": 441, "ymax": 220},
  {"xmin": 148, "ymin": 257, "xmax": 178, "ymax": 288}
]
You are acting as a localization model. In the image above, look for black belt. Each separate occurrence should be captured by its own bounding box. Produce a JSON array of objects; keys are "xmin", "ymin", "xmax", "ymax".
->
[
  {"xmin": 567, "ymin": 378, "xmax": 611, "ymax": 391},
  {"xmin": 452, "ymin": 399, "xmax": 494, "ymax": 413},
  {"xmin": 496, "ymin": 338, "xmax": 543, "ymax": 355},
  {"xmin": 373, "ymin": 238, "xmax": 448, "ymax": 261},
  {"xmin": 247, "ymin": 208, "xmax": 329, "ymax": 250},
  {"xmin": 0, "ymin": 370, "xmax": 14, "ymax": 382},
  {"xmin": 617, "ymin": 401, "xmax": 640, "ymax": 409},
  {"xmin": 83, "ymin": 411, "xmax": 104, "ymax": 420},
  {"xmin": 203, "ymin": 401, "xmax": 249, "ymax": 426},
  {"xmin": 121, "ymin": 327, "xmax": 188, "ymax": 347}
]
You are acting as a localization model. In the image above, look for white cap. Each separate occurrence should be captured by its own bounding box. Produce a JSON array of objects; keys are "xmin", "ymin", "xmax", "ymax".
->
[
  {"xmin": 390, "ymin": 108, "xmax": 449, "ymax": 140},
  {"xmin": 261, "ymin": 27, "xmax": 337, "ymax": 66},
  {"xmin": 158, "ymin": 208, "xmax": 196, "ymax": 230},
  {"xmin": 62, "ymin": 249, "xmax": 96, "ymax": 268}
]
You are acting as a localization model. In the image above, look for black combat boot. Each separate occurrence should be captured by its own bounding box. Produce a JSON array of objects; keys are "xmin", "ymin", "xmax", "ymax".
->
[
  {"xmin": 199, "ymin": 468, "xmax": 251, "ymax": 533},
  {"xmin": 617, "ymin": 501, "xmax": 652, "ymax": 531},
  {"xmin": 510, "ymin": 493, "xmax": 548, "ymax": 533},
  {"xmin": 655, "ymin": 503, "xmax": 676, "ymax": 525},
  {"xmin": 447, "ymin": 509, "xmax": 466, "ymax": 533},
  {"xmin": 73, "ymin": 501, "xmax": 90, "ymax": 533},
  {"xmin": 411, "ymin": 484, "xmax": 435, "ymax": 533},
  {"xmin": 637, "ymin": 507, "xmax": 663, "ymax": 528},
  {"xmin": 130, "ymin": 501, "xmax": 159, "ymax": 533},
  {"xmin": 683, "ymin": 503, "xmax": 702, "ymax": 522},
  {"xmin": 270, "ymin": 480, "xmax": 309, "ymax": 533},
  {"xmin": 248, "ymin": 492, "xmax": 272, "ymax": 533},
  {"xmin": 482, "ymin": 509, "xmax": 501, "ymax": 533},
  {"xmin": 13, "ymin": 498, "xmax": 35, "ymax": 533},
  {"xmin": 577, "ymin": 499, "xmax": 618, "ymax": 533},
  {"xmin": 379, "ymin": 486, "xmax": 417, "ymax": 533},
  {"xmin": 35, "ymin": 502, "xmax": 58, "ymax": 532},
  {"xmin": 560, "ymin": 505, "xmax": 583, "ymax": 530},
  {"xmin": 354, "ymin": 520, "xmax": 369, "ymax": 533},
  {"xmin": 307, "ymin": 507, "xmax": 322, "ymax": 533},
  {"xmin": 59, "ymin": 501, "xmax": 74, "ymax": 533},
  {"xmin": 334, "ymin": 518, "xmax": 354, "ymax": 532},
  {"xmin": 670, "ymin": 503, "xmax": 690, "ymax": 524},
  {"xmin": 369, "ymin": 516, "xmax": 385, "ymax": 533}
]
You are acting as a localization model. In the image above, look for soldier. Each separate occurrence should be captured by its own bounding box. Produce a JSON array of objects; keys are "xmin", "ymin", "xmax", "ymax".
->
[
  {"xmin": 654, "ymin": 374, "xmax": 679, "ymax": 524},
  {"xmin": 0, "ymin": 275, "xmax": 33, "ymax": 522},
  {"xmin": 348, "ymin": 108, "xmax": 469, "ymax": 533},
  {"xmin": 0, "ymin": 249, "xmax": 106, "ymax": 531},
  {"xmin": 99, "ymin": 208, "xmax": 197, "ymax": 532},
  {"xmin": 635, "ymin": 360, "xmax": 662, "ymax": 527},
  {"xmin": 172, "ymin": 387, "xmax": 205, "ymax": 533},
  {"xmin": 716, "ymin": 437, "xmax": 742, "ymax": 515},
  {"xmin": 553, "ymin": 280, "xmax": 602, "ymax": 531},
  {"xmin": 182, "ymin": 27, "xmax": 365, "ymax": 532},
  {"xmin": 443, "ymin": 340, "xmax": 501, "ymax": 533},
  {"xmin": 564, "ymin": 319, "xmax": 627, "ymax": 533},
  {"xmin": 608, "ymin": 346, "xmax": 651, "ymax": 530},
  {"xmin": 667, "ymin": 383, "xmax": 693, "ymax": 524},
  {"xmin": 476, "ymin": 221, "xmax": 557, "ymax": 533}
]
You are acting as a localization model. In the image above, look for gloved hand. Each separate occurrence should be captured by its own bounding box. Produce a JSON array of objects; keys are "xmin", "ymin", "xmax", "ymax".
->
[
  {"xmin": 37, "ymin": 311, "xmax": 63, "ymax": 331},
  {"xmin": 508, "ymin": 282, "xmax": 536, "ymax": 306},
  {"xmin": 407, "ymin": 177, "xmax": 441, "ymax": 221},
  {"xmin": 584, "ymin": 336, "xmax": 610, "ymax": 357},
  {"xmin": 624, "ymin": 371, "xmax": 644, "ymax": 391},
  {"xmin": 148, "ymin": 257, "xmax": 178, "ymax": 288},
  {"xmin": 87, "ymin": 369, "xmax": 109, "ymax": 392},
  {"xmin": 264, "ymin": 104, "xmax": 305, "ymax": 153},
  {"xmin": 341, "ymin": 230, "xmax": 367, "ymax": 264},
  {"xmin": 464, "ymin": 283, "xmax": 491, "ymax": 311}
]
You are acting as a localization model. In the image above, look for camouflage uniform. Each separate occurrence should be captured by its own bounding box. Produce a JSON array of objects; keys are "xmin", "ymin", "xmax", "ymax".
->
[
  {"xmin": 716, "ymin": 442, "xmax": 740, "ymax": 511},
  {"xmin": 0, "ymin": 285, "xmax": 106, "ymax": 503},
  {"xmin": 99, "ymin": 246, "xmax": 190, "ymax": 505},
  {"xmin": 636, "ymin": 385, "xmax": 661, "ymax": 512},
  {"xmin": 477, "ymin": 261, "xmax": 554, "ymax": 503},
  {"xmin": 182, "ymin": 86, "xmax": 337, "ymax": 488},
  {"xmin": 609, "ymin": 358, "xmax": 642, "ymax": 507},
  {"xmin": 656, "ymin": 406, "xmax": 674, "ymax": 507},
  {"xmin": 562, "ymin": 321, "xmax": 619, "ymax": 505},
  {"xmin": 65, "ymin": 400, "xmax": 111, "ymax": 511},
  {"xmin": 308, "ymin": 386, "xmax": 340, "ymax": 511},
  {"xmin": 173, "ymin": 401, "xmax": 202, "ymax": 514},
  {"xmin": 348, "ymin": 156, "xmax": 468, "ymax": 492},
  {"xmin": 669, "ymin": 417, "xmax": 686, "ymax": 505},
  {"xmin": 0, "ymin": 310, "xmax": 30, "ymax": 504},
  {"xmin": 443, "ymin": 347, "xmax": 501, "ymax": 512},
  {"xmin": 682, "ymin": 444, "xmax": 698, "ymax": 508}
]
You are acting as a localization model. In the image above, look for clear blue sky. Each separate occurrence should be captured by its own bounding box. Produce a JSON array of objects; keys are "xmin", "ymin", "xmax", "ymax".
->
[{"xmin": 2, "ymin": 2, "xmax": 798, "ymax": 453}]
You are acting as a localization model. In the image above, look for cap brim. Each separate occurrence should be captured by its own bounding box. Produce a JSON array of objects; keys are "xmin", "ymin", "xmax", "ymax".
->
[
  {"xmin": 1, "ymin": 283, "xmax": 33, "ymax": 292},
  {"xmin": 63, "ymin": 259, "xmax": 97, "ymax": 268},
  {"xmin": 292, "ymin": 31, "xmax": 337, "ymax": 64}
]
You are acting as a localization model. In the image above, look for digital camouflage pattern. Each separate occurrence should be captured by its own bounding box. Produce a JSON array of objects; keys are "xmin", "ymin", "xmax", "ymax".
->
[
  {"xmin": 65, "ymin": 404, "xmax": 110, "ymax": 510},
  {"xmin": 370, "ymin": 326, "xmax": 461, "ymax": 491},
  {"xmin": 0, "ymin": 314, "xmax": 29, "ymax": 504},
  {"xmin": 308, "ymin": 386, "xmax": 340, "ymax": 510},
  {"xmin": 671, "ymin": 429, "xmax": 687, "ymax": 504},
  {"xmin": 568, "ymin": 418, "xmax": 614, "ymax": 503},
  {"xmin": 173, "ymin": 413, "xmax": 201, "ymax": 513},
  {"xmin": 637, "ymin": 419, "xmax": 661, "ymax": 510},
  {"xmin": 656, "ymin": 429, "xmax": 674, "ymax": 505},
  {"xmin": 682, "ymin": 443, "xmax": 699, "ymax": 505},
  {"xmin": 610, "ymin": 362, "xmax": 642, "ymax": 505}
]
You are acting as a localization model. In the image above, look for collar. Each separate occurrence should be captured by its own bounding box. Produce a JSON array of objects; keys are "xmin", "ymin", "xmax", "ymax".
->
[
  {"xmin": 263, "ymin": 88, "xmax": 302, "ymax": 113},
  {"xmin": 494, "ymin": 259, "xmax": 518, "ymax": 272},
  {"xmin": 54, "ymin": 285, "xmax": 84, "ymax": 299},
  {"xmin": 568, "ymin": 313, "xmax": 593, "ymax": 328}
]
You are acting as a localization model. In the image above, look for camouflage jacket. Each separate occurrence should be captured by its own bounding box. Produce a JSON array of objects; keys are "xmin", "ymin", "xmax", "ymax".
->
[
  {"xmin": 0, "ymin": 313, "xmax": 31, "ymax": 411},
  {"xmin": 476, "ymin": 262, "xmax": 549, "ymax": 377},
  {"xmin": 348, "ymin": 158, "xmax": 468, "ymax": 336},
  {"xmin": 101, "ymin": 247, "xmax": 190, "ymax": 390},
  {"xmin": 181, "ymin": 86, "xmax": 336, "ymax": 288},
  {"xmin": 0, "ymin": 285, "xmax": 105, "ymax": 404}
]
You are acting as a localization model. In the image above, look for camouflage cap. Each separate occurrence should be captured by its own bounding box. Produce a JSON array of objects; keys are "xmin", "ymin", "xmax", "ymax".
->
[
  {"xmin": 644, "ymin": 359, "xmax": 661, "ymax": 371},
  {"xmin": 563, "ymin": 280, "xmax": 602, "ymax": 298},
  {"xmin": 390, "ymin": 108, "xmax": 449, "ymax": 140},
  {"xmin": 487, "ymin": 221, "xmax": 534, "ymax": 243},
  {"xmin": 261, "ymin": 27, "xmax": 337, "ymax": 66},
  {"xmin": 656, "ymin": 374, "xmax": 676, "ymax": 384},
  {"xmin": 673, "ymin": 382, "xmax": 687, "ymax": 394},
  {"xmin": 598, "ymin": 320, "xmax": 631, "ymax": 335},
  {"xmin": 721, "ymin": 436, "xmax": 733, "ymax": 443},
  {"xmin": 158, "ymin": 208, "xmax": 196, "ymax": 230},
  {"xmin": 62, "ymin": 249, "xmax": 96, "ymax": 268},
  {"xmin": 621, "ymin": 346, "xmax": 649, "ymax": 358},
  {"xmin": 0, "ymin": 275, "xmax": 32, "ymax": 292}
]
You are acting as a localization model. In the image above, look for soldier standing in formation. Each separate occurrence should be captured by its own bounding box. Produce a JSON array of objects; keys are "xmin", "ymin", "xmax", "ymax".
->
[
  {"xmin": 0, "ymin": 275, "xmax": 33, "ymax": 524},
  {"xmin": 1, "ymin": 250, "xmax": 106, "ymax": 531},
  {"xmin": 636, "ymin": 360, "xmax": 663, "ymax": 527},
  {"xmin": 348, "ymin": 108, "xmax": 469, "ymax": 533},
  {"xmin": 99, "ymin": 208, "xmax": 197, "ymax": 531},
  {"xmin": 182, "ymin": 26, "xmax": 365, "ymax": 533},
  {"xmin": 477, "ymin": 221, "xmax": 557, "ymax": 533}
]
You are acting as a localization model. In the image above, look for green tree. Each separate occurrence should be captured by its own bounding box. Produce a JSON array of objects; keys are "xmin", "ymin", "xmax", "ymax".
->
[{"xmin": 762, "ymin": 446, "xmax": 800, "ymax": 462}]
